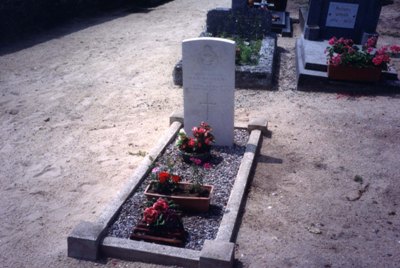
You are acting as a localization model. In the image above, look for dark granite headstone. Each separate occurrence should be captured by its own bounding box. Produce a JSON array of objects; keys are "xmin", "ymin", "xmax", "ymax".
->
[
  {"xmin": 206, "ymin": 8, "xmax": 272, "ymax": 39},
  {"xmin": 303, "ymin": 0, "xmax": 383, "ymax": 43},
  {"xmin": 206, "ymin": 0, "xmax": 273, "ymax": 39},
  {"xmin": 232, "ymin": 0, "xmax": 247, "ymax": 10}
]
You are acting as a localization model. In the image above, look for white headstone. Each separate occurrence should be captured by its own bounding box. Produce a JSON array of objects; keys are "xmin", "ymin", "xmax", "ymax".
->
[{"xmin": 182, "ymin": 37, "xmax": 235, "ymax": 147}]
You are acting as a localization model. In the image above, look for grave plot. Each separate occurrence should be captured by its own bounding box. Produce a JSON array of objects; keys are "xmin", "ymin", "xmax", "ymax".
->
[
  {"xmin": 173, "ymin": 0, "xmax": 279, "ymax": 89},
  {"xmin": 68, "ymin": 36, "xmax": 269, "ymax": 267},
  {"xmin": 107, "ymin": 127, "xmax": 249, "ymax": 250},
  {"xmin": 296, "ymin": 0, "xmax": 400, "ymax": 92},
  {"xmin": 68, "ymin": 119, "xmax": 265, "ymax": 267}
]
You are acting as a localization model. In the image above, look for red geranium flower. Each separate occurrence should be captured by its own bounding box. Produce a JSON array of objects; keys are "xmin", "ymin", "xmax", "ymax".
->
[
  {"xmin": 188, "ymin": 138, "xmax": 196, "ymax": 148},
  {"xmin": 158, "ymin": 171, "xmax": 170, "ymax": 183},
  {"xmin": 390, "ymin": 45, "xmax": 400, "ymax": 53},
  {"xmin": 330, "ymin": 54, "xmax": 342, "ymax": 66},
  {"xmin": 328, "ymin": 37, "xmax": 337, "ymax": 45},
  {"xmin": 171, "ymin": 175, "xmax": 180, "ymax": 183}
]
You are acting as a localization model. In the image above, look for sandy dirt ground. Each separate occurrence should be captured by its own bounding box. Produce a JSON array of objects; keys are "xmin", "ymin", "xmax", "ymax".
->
[{"xmin": 0, "ymin": 0, "xmax": 399, "ymax": 267}]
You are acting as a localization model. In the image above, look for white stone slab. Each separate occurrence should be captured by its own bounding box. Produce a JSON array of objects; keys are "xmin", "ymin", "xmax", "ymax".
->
[{"xmin": 182, "ymin": 37, "xmax": 235, "ymax": 147}]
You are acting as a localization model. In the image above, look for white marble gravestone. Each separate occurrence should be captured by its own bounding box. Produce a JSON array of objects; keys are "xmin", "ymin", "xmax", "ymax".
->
[{"xmin": 182, "ymin": 37, "xmax": 235, "ymax": 147}]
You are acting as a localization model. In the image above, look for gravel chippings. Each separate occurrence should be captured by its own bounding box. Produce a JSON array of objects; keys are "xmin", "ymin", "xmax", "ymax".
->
[{"xmin": 107, "ymin": 129, "xmax": 249, "ymax": 250}]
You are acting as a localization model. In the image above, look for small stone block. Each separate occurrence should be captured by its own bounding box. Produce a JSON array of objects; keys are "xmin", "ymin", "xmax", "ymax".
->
[
  {"xmin": 67, "ymin": 221, "xmax": 104, "ymax": 260},
  {"xmin": 248, "ymin": 117, "xmax": 268, "ymax": 135},
  {"xmin": 199, "ymin": 240, "xmax": 235, "ymax": 268},
  {"xmin": 169, "ymin": 110, "xmax": 183, "ymax": 125}
]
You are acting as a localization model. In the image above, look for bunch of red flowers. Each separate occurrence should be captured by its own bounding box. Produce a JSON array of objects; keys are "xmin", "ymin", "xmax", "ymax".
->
[
  {"xmin": 325, "ymin": 36, "xmax": 400, "ymax": 70},
  {"xmin": 176, "ymin": 122, "xmax": 215, "ymax": 154},
  {"xmin": 151, "ymin": 167, "xmax": 181, "ymax": 194},
  {"xmin": 143, "ymin": 198, "xmax": 169, "ymax": 225},
  {"xmin": 142, "ymin": 198, "xmax": 182, "ymax": 229},
  {"xmin": 158, "ymin": 171, "xmax": 180, "ymax": 184}
]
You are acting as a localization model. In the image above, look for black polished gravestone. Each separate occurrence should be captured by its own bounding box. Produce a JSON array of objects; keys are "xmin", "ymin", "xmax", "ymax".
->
[
  {"xmin": 301, "ymin": 0, "xmax": 387, "ymax": 44},
  {"xmin": 207, "ymin": 0, "xmax": 272, "ymax": 40},
  {"xmin": 208, "ymin": 0, "xmax": 292, "ymax": 38}
]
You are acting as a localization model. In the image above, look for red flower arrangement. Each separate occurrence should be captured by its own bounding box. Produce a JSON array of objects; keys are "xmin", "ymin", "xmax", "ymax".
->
[
  {"xmin": 325, "ymin": 36, "xmax": 400, "ymax": 70},
  {"xmin": 142, "ymin": 198, "xmax": 183, "ymax": 230},
  {"xmin": 176, "ymin": 122, "xmax": 215, "ymax": 154},
  {"xmin": 151, "ymin": 166, "xmax": 181, "ymax": 194}
]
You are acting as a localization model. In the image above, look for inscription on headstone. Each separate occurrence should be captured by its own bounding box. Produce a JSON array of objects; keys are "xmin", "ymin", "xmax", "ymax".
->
[
  {"xmin": 326, "ymin": 2, "xmax": 359, "ymax": 29},
  {"xmin": 182, "ymin": 37, "xmax": 235, "ymax": 146},
  {"xmin": 303, "ymin": 0, "xmax": 383, "ymax": 43}
]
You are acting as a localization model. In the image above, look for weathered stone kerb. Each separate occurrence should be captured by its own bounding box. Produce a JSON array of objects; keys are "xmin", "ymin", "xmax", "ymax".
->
[{"xmin": 68, "ymin": 114, "xmax": 268, "ymax": 267}]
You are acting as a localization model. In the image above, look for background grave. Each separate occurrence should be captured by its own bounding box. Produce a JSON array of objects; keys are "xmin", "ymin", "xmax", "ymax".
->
[
  {"xmin": 295, "ymin": 0, "xmax": 400, "ymax": 92},
  {"xmin": 173, "ymin": 0, "xmax": 279, "ymax": 89},
  {"xmin": 300, "ymin": 0, "xmax": 386, "ymax": 44}
]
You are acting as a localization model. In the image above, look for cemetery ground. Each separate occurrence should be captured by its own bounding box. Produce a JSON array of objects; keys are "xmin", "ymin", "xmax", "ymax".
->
[{"xmin": 0, "ymin": 0, "xmax": 399, "ymax": 267}]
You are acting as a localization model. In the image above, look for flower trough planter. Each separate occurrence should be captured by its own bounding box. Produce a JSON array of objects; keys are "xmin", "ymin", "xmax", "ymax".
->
[
  {"xmin": 327, "ymin": 64, "xmax": 382, "ymax": 82},
  {"xmin": 144, "ymin": 182, "xmax": 214, "ymax": 212}
]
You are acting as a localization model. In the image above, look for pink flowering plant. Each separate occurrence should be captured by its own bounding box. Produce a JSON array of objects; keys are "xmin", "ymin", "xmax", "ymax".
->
[
  {"xmin": 142, "ymin": 198, "xmax": 183, "ymax": 230},
  {"xmin": 176, "ymin": 122, "xmax": 215, "ymax": 154},
  {"xmin": 189, "ymin": 157, "xmax": 212, "ymax": 195},
  {"xmin": 325, "ymin": 36, "xmax": 400, "ymax": 70}
]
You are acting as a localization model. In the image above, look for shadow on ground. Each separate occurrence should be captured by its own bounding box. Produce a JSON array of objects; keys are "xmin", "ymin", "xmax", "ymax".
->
[{"xmin": 0, "ymin": 0, "xmax": 172, "ymax": 56}]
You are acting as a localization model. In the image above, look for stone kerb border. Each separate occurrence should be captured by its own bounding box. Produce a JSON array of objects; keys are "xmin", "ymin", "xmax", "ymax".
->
[{"xmin": 68, "ymin": 112, "xmax": 267, "ymax": 267}]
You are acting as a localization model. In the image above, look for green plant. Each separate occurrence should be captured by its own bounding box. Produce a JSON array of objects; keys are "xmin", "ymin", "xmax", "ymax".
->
[
  {"xmin": 188, "ymin": 157, "xmax": 212, "ymax": 195},
  {"xmin": 208, "ymin": 33, "xmax": 262, "ymax": 66},
  {"xmin": 235, "ymin": 38, "xmax": 262, "ymax": 65}
]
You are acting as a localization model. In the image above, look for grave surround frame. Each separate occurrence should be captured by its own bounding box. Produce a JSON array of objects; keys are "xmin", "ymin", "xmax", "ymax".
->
[{"xmin": 68, "ymin": 114, "xmax": 267, "ymax": 267}]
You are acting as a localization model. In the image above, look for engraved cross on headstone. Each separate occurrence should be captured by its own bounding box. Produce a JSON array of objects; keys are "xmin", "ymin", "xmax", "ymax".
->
[{"xmin": 199, "ymin": 92, "xmax": 217, "ymax": 121}]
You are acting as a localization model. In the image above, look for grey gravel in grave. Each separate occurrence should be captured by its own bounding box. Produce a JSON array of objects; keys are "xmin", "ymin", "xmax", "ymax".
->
[{"xmin": 107, "ymin": 129, "xmax": 249, "ymax": 250}]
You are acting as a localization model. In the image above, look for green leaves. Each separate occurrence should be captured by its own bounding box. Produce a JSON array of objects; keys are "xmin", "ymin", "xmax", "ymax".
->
[{"xmin": 235, "ymin": 37, "xmax": 262, "ymax": 66}]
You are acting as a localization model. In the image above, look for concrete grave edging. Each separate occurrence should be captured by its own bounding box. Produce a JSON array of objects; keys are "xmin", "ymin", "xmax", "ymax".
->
[{"xmin": 68, "ymin": 111, "xmax": 266, "ymax": 267}]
